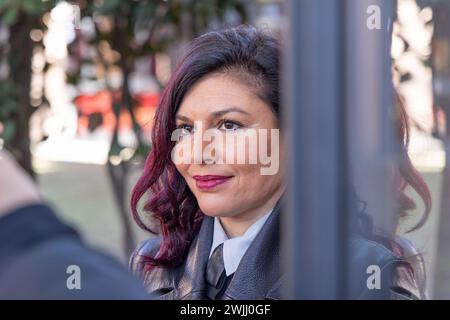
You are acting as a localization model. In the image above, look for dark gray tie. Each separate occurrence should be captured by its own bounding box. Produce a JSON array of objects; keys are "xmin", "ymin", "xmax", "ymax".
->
[{"xmin": 206, "ymin": 243, "xmax": 227, "ymax": 299}]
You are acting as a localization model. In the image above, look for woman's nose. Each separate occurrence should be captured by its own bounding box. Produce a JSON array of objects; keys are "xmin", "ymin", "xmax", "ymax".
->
[{"xmin": 204, "ymin": 130, "xmax": 226, "ymax": 165}]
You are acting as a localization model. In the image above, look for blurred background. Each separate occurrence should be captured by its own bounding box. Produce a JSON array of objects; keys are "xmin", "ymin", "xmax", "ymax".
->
[
  {"xmin": 1, "ymin": 0, "xmax": 450, "ymax": 299},
  {"xmin": 0, "ymin": 0, "xmax": 284, "ymax": 261}
]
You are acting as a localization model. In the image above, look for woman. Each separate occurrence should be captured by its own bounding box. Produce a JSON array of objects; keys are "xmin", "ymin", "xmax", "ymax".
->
[{"xmin": 129, "ymin": 25, "xmax": 431, "ymax": 299}]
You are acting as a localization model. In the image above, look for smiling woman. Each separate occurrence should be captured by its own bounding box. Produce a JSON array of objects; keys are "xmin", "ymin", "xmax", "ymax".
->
[
  {"xmin": 130, "ymin": 25, "xmax": 286, "ymax": 300},
  {"xmin": 173, "ymin": 73, "xmax": 285, "ymax": 233},
  {"xmin": 128, "ymin": 25, "xmax": 430, "ymax": 300}
]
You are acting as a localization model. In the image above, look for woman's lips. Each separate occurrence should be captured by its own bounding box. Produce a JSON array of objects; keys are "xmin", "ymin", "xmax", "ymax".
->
[{"xmin": 193, "ymin": 175, "xmax": 233, "ymax": 190}]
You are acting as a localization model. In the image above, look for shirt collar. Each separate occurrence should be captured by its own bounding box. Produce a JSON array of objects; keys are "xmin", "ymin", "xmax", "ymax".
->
[{"xmin": 209, "ymin": 208, "xmax": 274, "ymax": 276}]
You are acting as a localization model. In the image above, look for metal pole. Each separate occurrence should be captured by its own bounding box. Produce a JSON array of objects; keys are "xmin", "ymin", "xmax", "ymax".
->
[
  {"xmin": 283, "ymin": 0, "xmax": 396, "ymax": 299},
  {"xmin": 283, "ymin": 0, "xmax": 346, "ymax": 299},
  {"xmin": 345, "ymin": 0, "xmax": 397, "ymax": 237}
]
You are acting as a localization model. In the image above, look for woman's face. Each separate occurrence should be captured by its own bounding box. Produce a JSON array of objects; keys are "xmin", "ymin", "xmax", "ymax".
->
[{"xmin": 174, "ymin": 73, "xmax": 285, "ymax": 220}]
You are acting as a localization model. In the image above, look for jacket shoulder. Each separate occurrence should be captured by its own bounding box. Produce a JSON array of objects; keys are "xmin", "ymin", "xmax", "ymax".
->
[
  {"xmin": 129, "ymin": 236, "xmax": 162, "ymax": 278},
  {"xmin": 349, "ymin": 234, "xmax": 425, "ymax": 299},
  {"xmin": 349, "ymin": 234, "xmax": 398, "ymax": 267}
]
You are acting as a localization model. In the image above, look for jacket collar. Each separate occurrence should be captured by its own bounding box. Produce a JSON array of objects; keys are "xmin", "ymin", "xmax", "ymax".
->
[
  {"xmin": 173, "ymin": 198, "xmax": 284, "ymax": 300},
  {"xmin": 224, "ymin": 201, "xmax": 283, "ymax": 299},
  {"xmin": 174, "ymin": 213, "xmax": 214, "ymax": 299}
]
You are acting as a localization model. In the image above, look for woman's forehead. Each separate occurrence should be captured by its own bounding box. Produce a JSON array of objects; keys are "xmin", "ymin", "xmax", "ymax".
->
[{"xmin": 176, "ymin": 74, "xmax": 268, "ymax": 117}]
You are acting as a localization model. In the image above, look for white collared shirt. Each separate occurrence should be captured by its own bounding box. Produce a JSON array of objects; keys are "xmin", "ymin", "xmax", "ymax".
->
[{"xmin": 208, "ymin": 208, "xmax": 273, "ymax": 276}]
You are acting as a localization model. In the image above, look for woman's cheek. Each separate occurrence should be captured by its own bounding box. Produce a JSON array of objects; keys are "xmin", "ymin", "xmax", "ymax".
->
[
  {"xmin": 175, "ymin": 162, "xmax": 190, "ymax": 181},
  {"xmin": 172, "ymin": 137, "xmax": 195, "ymax": 167}
]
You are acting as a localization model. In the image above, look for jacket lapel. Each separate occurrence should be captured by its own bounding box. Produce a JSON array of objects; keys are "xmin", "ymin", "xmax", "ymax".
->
[
  {"xmin": 170, "ymin": 198, "xmax": 285, "ymax": 300},
  {"xmin": 172, "ymin": 215, "xmax": 214, "ymax": 299},
  {"xmin": 223, "ymin": 201, "xmax": 284, "ymax": 300}
]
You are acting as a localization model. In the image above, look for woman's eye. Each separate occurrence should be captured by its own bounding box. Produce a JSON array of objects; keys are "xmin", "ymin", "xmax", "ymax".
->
[
  {"xmin": 219, "ymin": 120, "xmax": 241, "ymax": 131},
  {"xmin": 177, "ymin": 124, "xmax": 194, "ymax": 135}
]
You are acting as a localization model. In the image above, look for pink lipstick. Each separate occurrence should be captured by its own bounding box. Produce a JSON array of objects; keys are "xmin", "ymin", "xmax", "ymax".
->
[{"xmin": 193, "ymin": 175, "xmax": 233, "ymax": 190}]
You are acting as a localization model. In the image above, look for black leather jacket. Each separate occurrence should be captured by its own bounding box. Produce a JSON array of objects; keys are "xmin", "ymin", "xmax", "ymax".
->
[{"xmin": 130, "ymin": 204, "xmax": 426, "ymax": 300}]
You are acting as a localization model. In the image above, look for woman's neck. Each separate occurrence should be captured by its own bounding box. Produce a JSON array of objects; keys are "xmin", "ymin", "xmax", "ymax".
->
[{"xmin": 219, "ymin": 187, "xmax": 284, "ymax": 238}]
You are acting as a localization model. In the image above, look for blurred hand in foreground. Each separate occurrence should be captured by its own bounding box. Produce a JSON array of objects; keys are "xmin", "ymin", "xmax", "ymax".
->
[{"xmin": 0, "ymin": 149, "xmax": 41, "ymax": 218}]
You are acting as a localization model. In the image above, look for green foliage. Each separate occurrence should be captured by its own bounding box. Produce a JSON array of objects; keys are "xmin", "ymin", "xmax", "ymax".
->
[
  {"xmin": 0, "ymin": 0, "xmax": 52, "ymax": 25},
  {"xmin": 0, "ymin": 0, "xmax": 53, "ymax": 167}
]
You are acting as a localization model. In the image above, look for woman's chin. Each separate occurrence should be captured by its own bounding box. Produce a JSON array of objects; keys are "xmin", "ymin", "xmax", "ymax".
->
[{"xmin": 197, "ymin": 200, "xmax": 234, "ymax": 218}]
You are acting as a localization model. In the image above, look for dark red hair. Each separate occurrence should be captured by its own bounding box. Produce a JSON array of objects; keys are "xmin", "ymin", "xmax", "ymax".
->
[
  {"xmin": 131, "ymin": 25, "xmax": 280, "ymax": 270},
  {"xmin": 394, "ymin": 92, "xmax": 432, "ymax": 232},
  {"xmin": 130, "ymin": 25, "xmax": 432, "ymax": 273}
]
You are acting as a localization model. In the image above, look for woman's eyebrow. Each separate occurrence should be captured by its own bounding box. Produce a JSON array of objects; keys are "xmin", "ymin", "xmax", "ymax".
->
[
  {"xmin": 210, "ymin": 107, "xmax": 251, "ymax": 118},
  {"xmin": 175, "ymin": 107, "xmax": 251, "ymax": 122},
  {"xmin": 175, "ymin": 114, "xmax": 191, "ymax": 122}
]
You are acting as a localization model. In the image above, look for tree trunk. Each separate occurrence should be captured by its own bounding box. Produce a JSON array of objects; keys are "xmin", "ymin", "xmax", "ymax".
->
[{"xmin": 8, "ymin": 14, "xmax": 35, "ymax": 177}]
